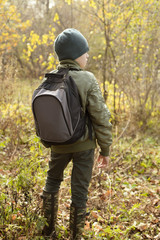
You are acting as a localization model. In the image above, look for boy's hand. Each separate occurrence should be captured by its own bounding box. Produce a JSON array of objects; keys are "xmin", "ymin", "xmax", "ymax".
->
[{"xmin": 97, "ymin": 155, "xmax": 110, "ymax": 168}]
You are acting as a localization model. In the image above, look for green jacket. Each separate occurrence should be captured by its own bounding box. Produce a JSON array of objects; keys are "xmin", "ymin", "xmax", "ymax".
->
[{"xmin": 51, "ymin": 59, "xmax": 112, "ymax": 156}]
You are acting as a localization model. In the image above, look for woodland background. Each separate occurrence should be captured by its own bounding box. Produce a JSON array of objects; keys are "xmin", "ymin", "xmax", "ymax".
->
[{"xmin": 0, "ymin": 0, "xmax": 160, "ymax": 239}]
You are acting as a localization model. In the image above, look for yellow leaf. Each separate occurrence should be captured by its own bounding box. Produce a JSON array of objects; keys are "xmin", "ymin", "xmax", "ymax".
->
[
  {"xmin": 89, "ymin": 0, "xmax": 96, "ymax": 9},
  {"xmin": 65, "ymin": 0, "xmax": 72, "ymax": 5},
  {"xmin": 53, "ymin": 13, "xmax": 59, "ymax": 22},
  {"xmin": 42, "ymin": 34, "xmax": 48, "ymax": 44},
  {"xmin": 22, "ymin": 35, "xmax": 26, "ymax": 42}
]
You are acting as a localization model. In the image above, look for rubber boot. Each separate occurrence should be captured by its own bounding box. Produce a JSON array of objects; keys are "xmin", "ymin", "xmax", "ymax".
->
[
  {"xmin": 69, "ymin": 204, "xmax": 86, "ymax": 240},
  {"xmin": 41, "ymin": 191, "xmax": 59, "ymax": 239}
]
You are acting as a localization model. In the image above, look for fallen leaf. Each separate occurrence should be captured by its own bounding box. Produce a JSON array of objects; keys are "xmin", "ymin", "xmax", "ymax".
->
[
  {"xmin": 91, "ymin": 211, "xmax": 99, "ymax": 219},
  {"xmin": 154, "ymin": 233, "xmax": 160, "ymax": 240},
  {"xmin": 137, "ymin": 222, "xmax": 149, "ymax": 231},
  {"xmin": 12, "ymin": 214, "xmax": 17, "ymax": 221},
  {"xmin": 92, "ymin": 222, "xmax": 103, "ymax": 233},
  {"xmin": 84, "ymin": 220, "xmax": 90, "ymax": 230}
]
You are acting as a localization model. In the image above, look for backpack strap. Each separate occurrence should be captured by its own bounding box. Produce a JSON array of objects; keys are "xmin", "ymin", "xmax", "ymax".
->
[
  {"xmin": 69, "ymin": 68, "xmax": 92, "ymax": 140},
  {"xmin": 45, "ymin": 68, "xmax": 69, "ymax": 78},
  {"xmin": 86, "ymin": 110, "xmax": 92, "ymax": 140},
  {"xmin": 55, "ymin": 67, "xmax": 93, "ymax": 141},
  {"xmin": 68, "ymin": 67, "xmax": 93, "ymax": 140}
]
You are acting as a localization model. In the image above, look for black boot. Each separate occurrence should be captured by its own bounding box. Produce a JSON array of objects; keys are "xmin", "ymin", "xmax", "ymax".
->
[
  {"xmin": 69, "ymin": 204, "xmax": 86, "ymax": 240},
  {"xmin": 41, "ymin": 191, "xmax": 59, "ymax": 239}
]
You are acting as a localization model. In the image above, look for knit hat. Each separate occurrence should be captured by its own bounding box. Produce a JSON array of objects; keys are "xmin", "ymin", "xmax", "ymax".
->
[{"xmin": 54, "ymin": 28, "xmax": 89, "ymax": 61}]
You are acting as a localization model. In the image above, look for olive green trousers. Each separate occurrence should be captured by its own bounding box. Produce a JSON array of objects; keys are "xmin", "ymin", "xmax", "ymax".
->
[{"xmin": 44, "ymin": 149, "xmax": 95, "ymax": 207}]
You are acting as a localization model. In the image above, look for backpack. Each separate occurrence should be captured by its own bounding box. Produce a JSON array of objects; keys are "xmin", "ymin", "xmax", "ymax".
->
[{"xmin": 32, "ymin": 68, "xmax": 87, "ymax": 148}]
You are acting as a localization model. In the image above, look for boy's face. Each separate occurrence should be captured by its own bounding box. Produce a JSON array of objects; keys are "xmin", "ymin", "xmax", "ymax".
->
[{"xmin": 75, "ymin": 53, "xmax": 89, "ymax": 69}]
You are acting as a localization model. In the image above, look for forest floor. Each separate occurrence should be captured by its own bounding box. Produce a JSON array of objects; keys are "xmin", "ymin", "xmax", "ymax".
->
[{"xmin": 0, "ymin": 80, "xmax": 160, "ymax": 240}]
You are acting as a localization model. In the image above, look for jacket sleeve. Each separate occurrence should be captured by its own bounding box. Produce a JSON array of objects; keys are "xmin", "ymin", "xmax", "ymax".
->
[{"xmin": 87, "ymin": 76, "xmax": 112, "ymax": 156}]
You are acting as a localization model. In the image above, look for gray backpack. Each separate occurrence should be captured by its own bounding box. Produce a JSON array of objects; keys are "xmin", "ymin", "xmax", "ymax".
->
[{"xmin": 32, "ymin": 68, "xmax": 87, "ymax": 147}]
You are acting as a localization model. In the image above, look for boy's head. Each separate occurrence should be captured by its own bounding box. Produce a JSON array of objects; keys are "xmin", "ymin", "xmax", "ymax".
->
[{"xmin": 54, "ymin": 28, "xmax": 89, "ymax": 62}]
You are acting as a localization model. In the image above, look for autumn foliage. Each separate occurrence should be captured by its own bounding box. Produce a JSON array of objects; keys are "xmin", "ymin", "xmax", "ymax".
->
[{"xmin": 0, "ymin": 0, "xmax": 160, "ymax": 239}]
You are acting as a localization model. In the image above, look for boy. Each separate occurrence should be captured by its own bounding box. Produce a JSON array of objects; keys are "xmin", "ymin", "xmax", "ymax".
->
[{"xmin": 41, "ymin": 28, "xmax": 112, "ymax": 239}]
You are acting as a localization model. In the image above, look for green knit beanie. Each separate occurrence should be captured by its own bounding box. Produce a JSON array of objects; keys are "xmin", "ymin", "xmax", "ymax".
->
[{"xmin": 54, "ymin": 28, "xmax": 89, "ymax": 61}]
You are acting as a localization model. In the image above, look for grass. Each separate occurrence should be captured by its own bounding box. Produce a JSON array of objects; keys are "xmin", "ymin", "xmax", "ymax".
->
[{"xmin": 0, "ymin": 79, "xmax": 160, "ymax": 239}]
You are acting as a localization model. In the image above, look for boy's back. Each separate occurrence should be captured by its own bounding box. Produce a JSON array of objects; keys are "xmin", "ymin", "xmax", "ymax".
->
[{"xmin": 34, "ymin": 28, "xmax": 112, "ymax": 239}]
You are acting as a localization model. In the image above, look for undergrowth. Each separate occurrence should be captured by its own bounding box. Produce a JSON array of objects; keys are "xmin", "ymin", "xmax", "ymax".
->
[{"xmin": 0, "ymin": 79, "xmax": 160, "ymax": 240}]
